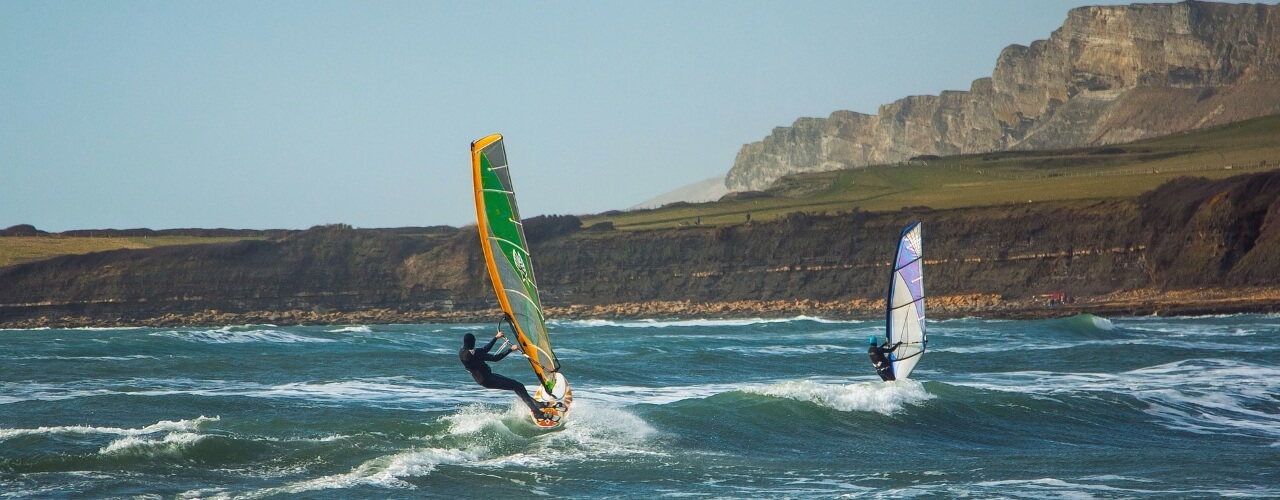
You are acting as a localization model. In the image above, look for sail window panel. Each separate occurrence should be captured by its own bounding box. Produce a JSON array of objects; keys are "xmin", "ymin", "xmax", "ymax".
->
[{"xmin": 891, "ymin": 273, "xmax": 915, "ymax": 309}]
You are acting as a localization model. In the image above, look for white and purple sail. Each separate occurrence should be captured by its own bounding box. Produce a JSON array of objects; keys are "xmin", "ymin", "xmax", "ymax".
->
[{"xmin": 886, "ymin": 221, "xmax": 927, "ymax": 379}]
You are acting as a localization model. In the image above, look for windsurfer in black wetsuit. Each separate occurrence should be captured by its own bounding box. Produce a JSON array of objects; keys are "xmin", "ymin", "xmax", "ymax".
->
[
  {"xmin": 460, "ymin": 331, "xmax": 544, "ymax": 415},
  {"xmin": 868, "ymin": 336, "xmax": 901, "ymax": 382}
]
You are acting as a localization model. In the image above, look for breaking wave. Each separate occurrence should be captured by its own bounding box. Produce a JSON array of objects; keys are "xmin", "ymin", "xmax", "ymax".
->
[
  {"xmin": 743, "ymin": 379, "xmax": 933, "ymax": 414},
  {"xmin": 153, "ymin": 327, "xmax": 335, "ymax": 344}
]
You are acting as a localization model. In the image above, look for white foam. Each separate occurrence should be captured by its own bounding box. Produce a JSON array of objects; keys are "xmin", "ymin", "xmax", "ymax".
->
[
  {"xmin": 0, "ymin": 380, "xmax": 117, "ymax": 404},
  {"xmin": 956, "ymin": 477, "xmax": 1274, "ymax": 498},
  {"xmin": 953, "ymin": 359, "xmax": 1280, "ymax": 438},
  {"xmin": 178, "ymin": 488, "xmax": 232, "ymax": 499},
  {"xmin": 1121, "ymin": 317, "xmax": 1250, "ymax": 334},
  {"xmin": 0, "ymin": 376, "xmax": 474, "ymax": 408},
  {"xmin": 442, "ymin": 400, "xmax": 655, "ymax": 442},
  {"xmin": 529, "ymin": 399, "xmax": 659, "ymax": 460},
  {"xmin": 0, "ymin": 416, "xmax": 218, "ymax": 441},
  {"xmin": 715, "ymin": 344, "xmax": 855, "ymax": 356},
  {"xmin": 575, "ymin": 382, "xmax": 744, "ymax": 406},
  {"xmin": 326, "ymin": 325, "xmax": 372, "ymax": 333},
  {"xmin": 931, "ymin": 314, "xmax": 1278, "ymax": 354},
  {"xmin": 937, "ymin": 338, "xmax": 1127, "ymax": 354},
  {"xmin": 259, "ymin": 400, "xmax": 662, "ymax": 495},
  {"xmin": 440, "ymin": 403, "xmax": 524, "ymax": 436},
  {"xmin": 99, "ymin": 431, "xmax": 204, "ymax": 455},
  {"xmin": 263, "ymin": 447, "xmax": 487, "ymax": 495},
  {"xmin": 3, "ymin": 354, "xmax": 157, "ymax": 362},
  {"xmin": 170, "ymin": 377, "xmax": 471, "ymax": 408},
  {"xmin": 248, "ymin": 379, "xmax": 447, "ymax": 404},
  {"xmin": 152, "ymin": 327, "xmax": 334, "ymax": 344},
  {"xmin": 942, "ymin": 333, "xmax": 1278, "ymax": 354},
  {"xmin": 551, "ymin": 347, "xmax": 630, "ymax": 357},
  {"xmin": 1128, "ymin": 312, "xmax": 1274, "ymax": 321},
  {"xmin": 744, "ymin": 379, "xmax": 933, "ymax": 414},
  {"xmin": 256, "ymin": 434, "xmax": 351, "ymax": 444},
  {"xmin": 460, "ymin": 400, "xmax": 663, "ymax": 470}
]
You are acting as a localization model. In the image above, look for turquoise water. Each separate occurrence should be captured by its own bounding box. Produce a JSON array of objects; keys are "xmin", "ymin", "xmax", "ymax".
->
[{"xmin": 2, "ymin": 314, "xmax": 1278, "ymax": 498}]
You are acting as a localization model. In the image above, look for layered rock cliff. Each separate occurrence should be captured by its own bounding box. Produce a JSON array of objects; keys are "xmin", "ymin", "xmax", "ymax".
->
[
  {"xmin": 3, "ymin": 171, "xmax": 1279, "ymax": 326},
  {"xmin": 727, "ymin": 1, "xmax": 1280, "ymax": 191}
]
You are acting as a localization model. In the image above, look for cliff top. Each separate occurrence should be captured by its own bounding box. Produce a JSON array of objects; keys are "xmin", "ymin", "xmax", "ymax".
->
[{"xmin": 589, "ymin": 113, "xmax": 1280, "ymax": 231}]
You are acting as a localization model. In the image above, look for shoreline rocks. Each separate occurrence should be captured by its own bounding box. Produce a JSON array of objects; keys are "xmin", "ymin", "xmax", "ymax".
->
[{"xmin": 5, "ymin": 287, "xmax": 1277, "ymax": 330}]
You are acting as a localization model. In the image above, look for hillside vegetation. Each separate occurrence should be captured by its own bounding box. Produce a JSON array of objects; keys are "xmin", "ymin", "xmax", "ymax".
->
[
  {"xmin": 3, "ymin": 114, "xmax": 1278, "ymax": 274},
  {"xmin": 590, "ymin": 114, "xmax": 1280, "ymax": 230},
  {"xmin": 0, "ymin": 235, "xmax": 267, "ymax": 268}
]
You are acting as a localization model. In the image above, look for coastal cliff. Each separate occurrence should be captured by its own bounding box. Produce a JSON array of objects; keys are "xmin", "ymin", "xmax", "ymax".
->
[
  {"xmin": 727, "ymin": 1, "xmax": 1280, "ymax": 191},
  {"xmin": 3, "ymin": 170, "xmax": 1279, "ymax": 327}
]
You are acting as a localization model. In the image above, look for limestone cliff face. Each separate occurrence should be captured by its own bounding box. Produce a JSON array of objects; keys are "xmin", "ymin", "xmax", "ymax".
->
[{"xmin": 727, "ymin": 1, "xmax": 1280, "ymax": 191}]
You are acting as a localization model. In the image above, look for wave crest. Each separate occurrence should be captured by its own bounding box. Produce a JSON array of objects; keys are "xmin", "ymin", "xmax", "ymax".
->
[
  {"xmin": 327, "ymin": 325, "xmax": 372, "ymax": 333},
  {"xmin": 153, "ymin": 327, "xmax": 334, "ymax": 344},
  {"xmin": 99, "ymin": 431, "xmax": 204, "ymax": 456},
  {"xmin": 0, "ymin": 415, "xmax": 218, "ymax": 441},
  {"xmin": 744, "ymin": 379, "xmax": 933, "ymax": 414}
]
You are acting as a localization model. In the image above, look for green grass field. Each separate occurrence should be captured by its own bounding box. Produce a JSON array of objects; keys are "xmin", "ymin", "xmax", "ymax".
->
[
  {"xmin": 588, "ymin": 114, "xmax": 1280, "ymax": 230},
  {"xmin": 0, "ymin": 236, "xmax": 262, "ymax": 268}
]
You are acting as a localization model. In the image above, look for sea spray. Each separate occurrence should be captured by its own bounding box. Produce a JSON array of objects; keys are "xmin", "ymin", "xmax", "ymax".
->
[
  {"xmin": 743, "ymin": 379, "xmax": 933, "ymax": 414},
  {"xmin": 2, "ymin": 316, "xmax": 1278, "ymax": 497}
]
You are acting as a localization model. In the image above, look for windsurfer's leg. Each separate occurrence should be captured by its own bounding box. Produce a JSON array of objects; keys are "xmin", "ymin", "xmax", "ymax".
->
[
  {"xmin": 482, "ymin": 373, "xmax": 542, "ymax": 413},
  {"xmin": 875, "ymin": 362, "xmax": 895, "ymax": 382}
]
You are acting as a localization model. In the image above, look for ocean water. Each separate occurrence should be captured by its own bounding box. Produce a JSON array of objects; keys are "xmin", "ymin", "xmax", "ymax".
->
[{"xmin": 1, "ymin": 314, "xmax": 1278, "ymax": 498}]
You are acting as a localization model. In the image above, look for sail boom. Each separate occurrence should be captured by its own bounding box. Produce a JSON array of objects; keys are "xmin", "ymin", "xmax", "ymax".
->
[{"xmin": 890, "ymin": 298, "xmax": 924, "ymax": 310}]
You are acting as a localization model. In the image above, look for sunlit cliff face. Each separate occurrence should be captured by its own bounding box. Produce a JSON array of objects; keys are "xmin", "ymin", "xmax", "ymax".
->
[{"xmin": 727, "ymin": 1, "xmax": 1280, "ymax": 193}]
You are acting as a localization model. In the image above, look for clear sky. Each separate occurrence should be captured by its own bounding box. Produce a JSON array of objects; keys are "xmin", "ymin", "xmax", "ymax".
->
[{"xmin": 4, "ymin": 0, "xmax": 1144, "ymax": 231}]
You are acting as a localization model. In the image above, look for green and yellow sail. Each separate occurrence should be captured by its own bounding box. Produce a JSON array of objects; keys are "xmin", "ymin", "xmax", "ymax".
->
[{"xmin": 471, "ymin": 134, "xmax": 561, "ymax": 392}]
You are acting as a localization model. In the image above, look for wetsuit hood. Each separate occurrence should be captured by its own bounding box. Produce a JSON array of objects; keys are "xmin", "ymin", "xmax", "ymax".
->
[
  {"xmin": 463, "ymin": 333, "xmax": 476, "ymax": 350},
  {"xmin": 869, "ymin": 336, "xmax": 878, "ymax": 345}
]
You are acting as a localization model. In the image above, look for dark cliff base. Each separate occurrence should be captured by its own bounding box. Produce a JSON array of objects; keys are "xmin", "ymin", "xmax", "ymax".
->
[
  {"xmin": 5, "ymin": 287, "xmax": 1280, "ymax": 329},
  {"xmin": 3, "ymin": 170, "xmax": 1280, "ymax": 329}
]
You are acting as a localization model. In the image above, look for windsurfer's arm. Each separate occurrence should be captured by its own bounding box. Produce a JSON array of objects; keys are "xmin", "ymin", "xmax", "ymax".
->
[
  {"xmin": 486, "ymin": 347, "xmax": 512, "ymax": 362},
  {"xmin": 482, "ymin": 332, "xmax": 516, "ymax": 361},
  {"xmin": 477, "ymin": 335, "xmax": 499, "ymax": 355}
]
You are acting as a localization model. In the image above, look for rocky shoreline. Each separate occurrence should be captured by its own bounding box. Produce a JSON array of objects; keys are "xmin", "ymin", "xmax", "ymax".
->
[{"xmin": 5, "ymin": 287, "xmax": 1278, "ymax": 330}]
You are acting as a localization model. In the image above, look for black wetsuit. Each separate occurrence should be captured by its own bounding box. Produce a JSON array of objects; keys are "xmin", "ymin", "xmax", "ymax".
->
[
  {"xmin": 460, "ymin": 336, "xmax": 542, "ymax": 413},
  {"xmin": 868, "ymin": 342, "xmax": 901, "ymax": 382}
]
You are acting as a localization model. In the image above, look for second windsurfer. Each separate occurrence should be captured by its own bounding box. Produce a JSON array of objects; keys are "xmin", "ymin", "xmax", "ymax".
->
[{"xmin": 868, "ymin": 336, "xmax": 901, "ymax": 382}]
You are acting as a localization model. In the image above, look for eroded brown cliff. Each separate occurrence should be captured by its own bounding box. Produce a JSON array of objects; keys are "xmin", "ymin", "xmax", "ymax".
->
[{"xmin": 3, "ymin": 171, "xmax": 1279, "ymax": 327}]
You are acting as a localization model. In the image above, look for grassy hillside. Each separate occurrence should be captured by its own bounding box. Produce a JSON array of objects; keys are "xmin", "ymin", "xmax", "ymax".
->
[
  {"xmin": 590, "ymin": 114, "xmax": 1280, "ymax": 230},
  {"xmin": 0, "ymin": 236, "xmax": 263, "ymax": 268},
  {"xmin": 5, "ymin": 114, "xmax": 1278, "ymax": 265}
]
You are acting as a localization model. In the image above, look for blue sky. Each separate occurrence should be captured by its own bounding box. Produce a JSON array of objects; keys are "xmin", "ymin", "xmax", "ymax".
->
[{"xmin": 4, "ymin": 1, "xmax": 1138, "ymax": 231}]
